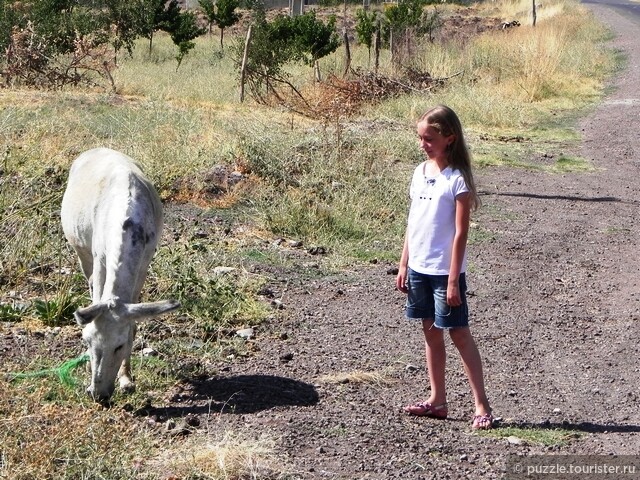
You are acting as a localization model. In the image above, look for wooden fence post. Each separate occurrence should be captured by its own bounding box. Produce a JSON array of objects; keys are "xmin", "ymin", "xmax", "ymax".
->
[
  {"xmin": 239, "ymin": 25, "xmax": 252, "ymax": 103},
  {"xmin": 532, "ymin": 0, "xmax": 537, "ymax": 26}
]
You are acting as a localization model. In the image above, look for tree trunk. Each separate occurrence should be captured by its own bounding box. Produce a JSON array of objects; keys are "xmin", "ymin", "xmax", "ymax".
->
[
  {"xmin": 374, "ymin": 21, "xmax": 381, "ymax": 74},
  {"xmin": 342, "ymin": 27, "xmax": 351, "ymax": 77}
]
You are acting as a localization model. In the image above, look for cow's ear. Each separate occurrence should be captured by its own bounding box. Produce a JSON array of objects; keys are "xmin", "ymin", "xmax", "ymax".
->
[{"xmin": 74, "ymin": 303, "xmax": 109, "ymax": 326}]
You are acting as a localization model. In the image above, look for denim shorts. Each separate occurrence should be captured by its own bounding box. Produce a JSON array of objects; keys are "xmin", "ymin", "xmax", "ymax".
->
[{"xmin": 405, "ymin": 269, "xmax": 469, "ymax": 329}]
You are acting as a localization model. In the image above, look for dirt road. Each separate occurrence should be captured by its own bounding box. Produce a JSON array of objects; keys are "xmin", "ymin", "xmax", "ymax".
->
[{"xmin": 187, "ymin": 3, "xmax": 640, "ymax": 478}]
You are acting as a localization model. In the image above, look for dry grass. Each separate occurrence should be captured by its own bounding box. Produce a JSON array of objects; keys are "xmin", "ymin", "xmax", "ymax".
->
[
  {"xmin": 150, "ymin": 431, "xmax": 289, "ymax": 479},
  {"xmin": 468, "ymin": 6, "xmax": 611, "ymax": 103},
  {"xmin": 318, "ymin": 369, "xmax": 395, "ymax": 386},
  {"xmin": 115, "ymin": 33, "xmax": 239, "ymax": 105},
  {"xmin": 0, "ymin": 378, "xmax": 154, "ymax": 479}
]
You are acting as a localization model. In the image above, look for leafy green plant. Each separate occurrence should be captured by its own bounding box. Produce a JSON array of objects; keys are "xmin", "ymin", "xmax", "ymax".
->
[
  {"xmin": 32, "ymin": 295, "xmax": 82, "ymax": 327},
  {"xmin": 199, "ymin": 0, "xmax": 217, "ymax": 35},
  {"xmin": 380, "ymin": 0, "xmax": 442, "ymax": 66},
  {"xmin": 1, "ymin": 0, "xmax": 208, "ymax": 84},
  {"xmin": 169, "ymin": 10, "xmax": 206, "ymax": 69},
  {"xmin": 0, "ymin": 302, "xmax": 28, "ymax": 322},
  {"xmin": 102, "ymin": 0, "xmax": 146, "ymax": 55},
  {"xmin": 200, "ymin": 0, "xmax": 242, "ymax": 48},
  {"xmin": 166, "ymin": 258, "xmax": 268, "ymax": 335},
  {"xmin": 355, "ymin": 8, "xmax": 378, "ymax": 64},
  {"xmin": 235, "ymin": 9, "xmax": 340, "ymax": 101},
  {"xmin": 291, "ymin": 11, "xmax": 341, "ymax": 68},
  {"xmin": 138, "ymin": 0, "xmax": 182, "ymax": 52}
]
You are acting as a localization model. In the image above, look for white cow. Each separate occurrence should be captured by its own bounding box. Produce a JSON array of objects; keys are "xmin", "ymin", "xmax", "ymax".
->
[{"xmin": 61, "ymin": 148, "xmax": 179, "ymax": 402}]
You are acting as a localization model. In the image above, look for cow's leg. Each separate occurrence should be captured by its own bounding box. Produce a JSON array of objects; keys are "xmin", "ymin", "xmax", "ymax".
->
[
  {"xmin": 75, "ymin": 248, "xmax": 94, "ymax": 295},
  {"xmin": 90, "ymin": 255, "xmax": 107, "ymax": 303},
  {"xmin": 117, "ymin": 253, "xmax": 153, "ymax": 394},
  {"xmin": 118, "ymin": 322, "xmax": 136, "ymax": 393}
]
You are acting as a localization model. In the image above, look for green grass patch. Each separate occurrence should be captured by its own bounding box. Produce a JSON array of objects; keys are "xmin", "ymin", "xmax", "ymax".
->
[
  {"xmin": 550, "ymin": 155, "xmax": 594, "ymax": 173},
  {"xmin": 468, "ymin": 223, "xmax": 496, "ymax": 245},
  {"xmin": 603, "ymin": 226, "xmax": 632, "ymax": 235}
]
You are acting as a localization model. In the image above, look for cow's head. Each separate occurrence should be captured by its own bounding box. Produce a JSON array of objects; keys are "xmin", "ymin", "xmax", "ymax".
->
[{"xmin": 75, "ymin": 298, "xmax": 180, "ymax": 403}]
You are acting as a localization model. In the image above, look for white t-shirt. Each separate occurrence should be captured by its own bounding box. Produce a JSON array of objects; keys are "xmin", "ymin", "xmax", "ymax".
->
[{"xmin": 406, "ymin": 162, "xmax": 469, "ymax": 275}]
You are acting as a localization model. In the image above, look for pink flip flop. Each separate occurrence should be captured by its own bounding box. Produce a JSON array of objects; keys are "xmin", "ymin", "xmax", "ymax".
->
[
  {"xmin": 404, "ymin": 402, "xmax": 448, "ymax": 419},
  {"xmin": 472, "ymin": 413, "xmax": 494, "ymax": 430}
]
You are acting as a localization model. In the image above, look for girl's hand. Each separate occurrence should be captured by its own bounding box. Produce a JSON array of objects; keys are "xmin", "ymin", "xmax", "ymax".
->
[
  {"xmin": 396, "ymin": 268, "xmax": 408, "ymax": 294},
  {"xmin": 447, "ymin": 283, "xmax": 461, "ymax": 306}
]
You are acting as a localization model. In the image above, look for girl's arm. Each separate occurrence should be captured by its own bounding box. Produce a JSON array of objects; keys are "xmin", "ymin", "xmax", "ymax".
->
[
  {"xmin": 396, "ymin": 233, "xmax": 409, "ymax": 293},
  {"xmin": 448, "ymin": 192, "xmax": 471, "ymax": 306}
]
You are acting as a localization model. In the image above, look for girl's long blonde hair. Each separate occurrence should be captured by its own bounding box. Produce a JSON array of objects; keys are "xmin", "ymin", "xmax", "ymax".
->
[{"xmin": 420, "ymin": 105, "xmax": 481, "ymax": 210}]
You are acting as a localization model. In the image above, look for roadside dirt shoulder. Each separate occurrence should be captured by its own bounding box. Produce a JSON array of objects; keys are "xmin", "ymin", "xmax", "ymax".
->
[{"xmin": 190, "ymin": 4, "xmax": 640, "ymax": 478}]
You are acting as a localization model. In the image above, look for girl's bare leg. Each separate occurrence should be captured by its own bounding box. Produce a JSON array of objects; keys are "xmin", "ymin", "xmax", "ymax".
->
[
  {"xmin": 422, "ymin": 319, "xmax": 447, "ymax": 405},
  {"xmin": 449, "ymin": 327, "xmax": 491, "ymax": 415}
]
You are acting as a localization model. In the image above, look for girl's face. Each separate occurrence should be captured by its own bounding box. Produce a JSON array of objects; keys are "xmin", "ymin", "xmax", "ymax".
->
[{"xmin": 417, "ymin": 121, "xmax": 455, "ymax": 163}]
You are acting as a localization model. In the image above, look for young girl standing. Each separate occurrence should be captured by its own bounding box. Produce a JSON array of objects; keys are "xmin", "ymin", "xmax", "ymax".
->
[{"xmin": 396, "ymin": 105, "xmax": 493, "ymax": 429}]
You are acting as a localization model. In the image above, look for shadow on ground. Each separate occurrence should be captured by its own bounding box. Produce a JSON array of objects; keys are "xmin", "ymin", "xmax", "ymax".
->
[
  {"xmin": 135, "ymin": 374, "xmax": 319, "ymax": 419},
  {"xmin": 497, "ymin": 421, "xmax": 640, "ymax": 434}
]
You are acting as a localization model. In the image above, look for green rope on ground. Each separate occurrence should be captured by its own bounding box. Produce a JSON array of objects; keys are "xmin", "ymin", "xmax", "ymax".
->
[{"xmin": 7, "ymin": 353, "xmax": 90, "ymax": 387}]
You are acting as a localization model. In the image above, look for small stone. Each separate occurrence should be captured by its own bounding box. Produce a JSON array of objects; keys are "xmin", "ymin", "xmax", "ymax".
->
[
  {"xmin": 185, "ymin": 415, "xmax": 200, "ymax": 427},
  {"xmin": 213, "ymin": 266, "xmax": 236, "ymax": 275},
  {"xmin": 228, "ymin": 171, "xmax": 244, "ymax": 187},
  {"xmin": 507, "ymin": 436, "xmax": 523, "ymax": 445},
  {"xmin": 280, "ymin": 353, "xmax": 294, "ymax": 362},
  {"xmin": 236, "ymin": 328, "xmax": 254, "ymax": 340}
]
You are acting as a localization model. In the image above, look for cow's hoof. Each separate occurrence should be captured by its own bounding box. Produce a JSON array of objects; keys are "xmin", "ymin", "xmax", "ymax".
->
[{"xmin": 119, "ymin": 379, "xmax": 136, "ymax": 394}]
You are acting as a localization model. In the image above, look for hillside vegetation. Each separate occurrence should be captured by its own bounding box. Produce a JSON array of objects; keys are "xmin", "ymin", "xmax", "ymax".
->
[{"xmin": 0, "ymin": 0, "xmax": 619, "ymax": 477}]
